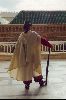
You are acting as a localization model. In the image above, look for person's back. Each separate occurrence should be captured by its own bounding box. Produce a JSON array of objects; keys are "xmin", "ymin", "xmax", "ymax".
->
[{"xmin": 8, "ymin": 21, "xmax": 52, "ymax": 90}]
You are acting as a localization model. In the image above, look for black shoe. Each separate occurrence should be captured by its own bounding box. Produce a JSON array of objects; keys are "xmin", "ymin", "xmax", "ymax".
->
[
  {"xmin": 39, "ymin": 80, "xmax": 46, "ymax": 87},
  {"xmin": 25, "ymin": 84, "xmax": 30, "ymax": 90}
]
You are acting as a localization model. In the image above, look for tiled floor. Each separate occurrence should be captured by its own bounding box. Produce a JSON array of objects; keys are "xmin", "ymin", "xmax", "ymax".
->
[{"xmin": 0, "ymin": 59, "xmax": 66, "ymax": 99}]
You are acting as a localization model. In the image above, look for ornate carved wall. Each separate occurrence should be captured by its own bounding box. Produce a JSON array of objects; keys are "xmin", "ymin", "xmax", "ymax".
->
[{"xmin": 0, "ymin": 24, "xmax": 66, "ymax": 42}]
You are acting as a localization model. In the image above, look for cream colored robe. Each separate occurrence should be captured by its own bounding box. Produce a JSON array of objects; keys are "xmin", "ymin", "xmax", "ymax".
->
[{"xmin": 8, "ymin": 30, "xmax": 42, "ymax": 81}]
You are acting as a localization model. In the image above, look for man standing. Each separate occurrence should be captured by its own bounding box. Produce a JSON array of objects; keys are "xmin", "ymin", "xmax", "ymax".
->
[{"xmin": 8, "ymin": 21, "xmax": 52, "ymax": 90}]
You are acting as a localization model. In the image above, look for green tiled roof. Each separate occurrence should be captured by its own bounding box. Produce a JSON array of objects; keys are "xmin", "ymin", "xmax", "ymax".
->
[{"xmin": 10, "ymin": 11, "xmax": 66, "ymax": 24}]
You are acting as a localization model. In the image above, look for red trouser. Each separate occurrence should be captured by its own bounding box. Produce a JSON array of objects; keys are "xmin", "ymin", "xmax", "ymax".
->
[{"xmin": 23, "ymin": 75, "xmax": 43, "ymax": 85}]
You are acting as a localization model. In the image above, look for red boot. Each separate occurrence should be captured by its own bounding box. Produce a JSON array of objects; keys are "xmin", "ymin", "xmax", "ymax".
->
[
  {"xmin": 23, "ymin": 81, "xmax": 32, "ymax": 90},
  {"xmin": 25, "ymin": 84, "xmax": 30, "ymax": 90},
  {"xmin": 39, "ymin": 80, "xmax": 46, "ymax": 87}
]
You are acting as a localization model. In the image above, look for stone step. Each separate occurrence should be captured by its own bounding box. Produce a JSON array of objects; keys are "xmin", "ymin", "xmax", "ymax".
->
[{"xmin": 0, "ymin": 52, "xmax": 66, "ymax": 61}]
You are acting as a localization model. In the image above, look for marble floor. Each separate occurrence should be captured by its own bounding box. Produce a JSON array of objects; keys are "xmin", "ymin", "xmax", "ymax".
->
[{"xmin": 0, "ymin": 59, "xmax": 66, "ymax": 99}]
